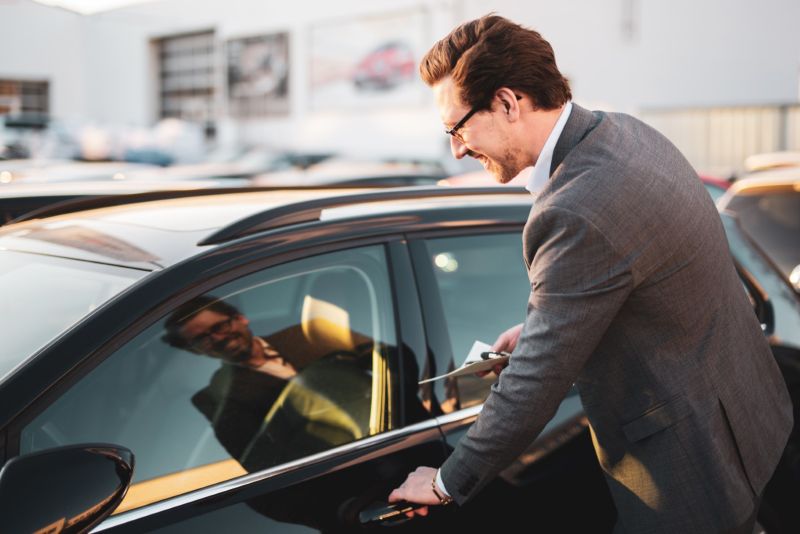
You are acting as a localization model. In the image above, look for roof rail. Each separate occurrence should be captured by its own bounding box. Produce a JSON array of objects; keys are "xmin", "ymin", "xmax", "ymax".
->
[
  {"xmin": 198, "ymin": 186, "xmax": 529, "ymax": 246},
  {"xmin": 7, "ymin": 184, "xmax": 395, "ymax": 224}
]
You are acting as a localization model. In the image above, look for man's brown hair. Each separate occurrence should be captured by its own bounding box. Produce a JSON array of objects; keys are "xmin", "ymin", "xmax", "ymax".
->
[{"xmin": 420, "ymin": 14, "xmax": 571, "ymax": 111}]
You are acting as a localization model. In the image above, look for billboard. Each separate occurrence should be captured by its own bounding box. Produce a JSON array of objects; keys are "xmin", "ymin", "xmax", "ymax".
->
[
  {"xmin": 309, "ymin": 9, "xmax": 428, "ymax": 110},
  {"xmin": 227, "ymin": 32, "xmax": 290, "ymax": 117}
]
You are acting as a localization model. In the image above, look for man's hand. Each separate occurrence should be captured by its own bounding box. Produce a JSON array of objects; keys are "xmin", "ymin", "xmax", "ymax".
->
[
  {"xmin": 476, "ymin": 323, "xmax": 523, "ymax": 377},
  {"xmin": 387, "ymin": 466, "xmax": 441, "ymax": 518},
  {"xmin": 493, "ymin": 322, "xmax": 523, "ymax": 353}
]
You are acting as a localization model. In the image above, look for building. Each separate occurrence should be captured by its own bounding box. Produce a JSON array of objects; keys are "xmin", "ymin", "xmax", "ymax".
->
[{"xmin": 2, "ymin": 0, "xmax": 800, "ymax": 173}]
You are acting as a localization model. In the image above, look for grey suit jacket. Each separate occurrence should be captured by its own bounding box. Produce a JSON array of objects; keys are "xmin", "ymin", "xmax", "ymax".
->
[{"xmin": 439, "ymin": 104, "xmax": 793, "ymax": 533}]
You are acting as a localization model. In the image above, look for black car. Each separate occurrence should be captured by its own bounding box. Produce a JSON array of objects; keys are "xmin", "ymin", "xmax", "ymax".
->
[{"xmin": 0, "ymin": 187, "xmax": 796, "ymax": 533}]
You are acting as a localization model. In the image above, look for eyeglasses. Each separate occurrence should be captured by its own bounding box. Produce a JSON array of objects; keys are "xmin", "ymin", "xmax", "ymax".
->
[
  {"xmin": 445, "ymin": 105, "xmax": 482, "ymax": 143},
  {"xmin": 444, "ymin": 95, "xmax": 522, "ymax": 143},
  {"xmin": 186, "ymin": 316, "xmax": 234, "ymax": 349}
]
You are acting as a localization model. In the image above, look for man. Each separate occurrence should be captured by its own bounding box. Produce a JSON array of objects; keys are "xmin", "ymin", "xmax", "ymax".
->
[
  {"xmin": 389, "ymin": 15, "xmax": 792, "ymax": 533},
  {"xmin": 163, "ymin": 296, "xmax": 297, "ymax": 468},
  {"xmin": 164, "ymin": 295, "xmax": 374, "ymax": 472}
]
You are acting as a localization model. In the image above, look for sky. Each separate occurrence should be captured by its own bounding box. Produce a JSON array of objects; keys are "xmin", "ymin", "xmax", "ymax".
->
[{"xmin": 35, "ymin": 0, "xmax": 155, "ymax": 14}]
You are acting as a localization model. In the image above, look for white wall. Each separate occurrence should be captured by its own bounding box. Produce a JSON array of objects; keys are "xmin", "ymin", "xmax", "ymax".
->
[
  {"xmin": 464, "ymin": 0, "xmax": 800, "ymax": 112},
  {"xmin": 3, "ymin": 0, "xmax": 800, "ymax": 162},
  {"xmin": 83, "ymin": 0, "xmax": 455, "ymax": 159},
  {"xmin": 0, "ymin": 0, "xmax": 87, "ymax": 120}
]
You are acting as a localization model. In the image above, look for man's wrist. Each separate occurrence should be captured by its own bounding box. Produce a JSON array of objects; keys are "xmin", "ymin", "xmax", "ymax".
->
[
  {"xmin": 431, "ymin": 469, "xmax": 453, "ymax": 505},
  {"xmin": 435, "ymin": 469, "xmax": 451, "ymax": 497}
]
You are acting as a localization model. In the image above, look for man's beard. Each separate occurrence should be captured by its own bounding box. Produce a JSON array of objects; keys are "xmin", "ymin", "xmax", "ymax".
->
[
  {"xmin": 473, "ymin": 148, "xmax": 526, "ymax": 184},
  {"xmin": 212, "ymin": 331, "xmax": 253, "ymax": 363}
]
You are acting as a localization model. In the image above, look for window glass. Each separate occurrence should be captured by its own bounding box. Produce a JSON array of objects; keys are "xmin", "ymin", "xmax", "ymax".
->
[
  {"xmin": 728, "ymin": 191, "xmax": 800, "ymax": 281},
  {"xmin": 423, "ymin": 233, "xmax": 530, "ymax": 408},
  {"xmin": 0, "ymin": 251, "xmax": 143, "ymax": 380},
  {"xmin": 20, "ymin": 245, "xmax": 396, "ymax": 512}
]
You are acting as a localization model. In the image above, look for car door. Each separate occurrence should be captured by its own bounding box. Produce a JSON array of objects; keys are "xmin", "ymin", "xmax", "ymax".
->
[
  {"xmin": 408, "ymin": 228, "xmax": 616, "ymax": 531},
  {"xmin": 6, "ymin": 241, "xmax": 454, "ymax": 533}
]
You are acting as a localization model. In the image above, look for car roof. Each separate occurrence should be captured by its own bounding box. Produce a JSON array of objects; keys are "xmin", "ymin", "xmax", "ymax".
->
[
  {"xmin": 0, "ymin": 187, "xmax": 530, "ymax": 269},
  {"xmin": 0, "ymin": 178, "xmax": 234, "ymax": 198},
  {"xmin": 727, "ymin": 168, "xmax": 800, "ymax": 194},
  {"xmin": 743, "ymin": 151, "xmax": 800, "ymax": 173},
  {"xmin": 250, "ymin": 158, "xmax": 444, "ymax": 186},
  {"xmin": 717, "ymin": 169, "xmax": 799, "ymax": 212}
]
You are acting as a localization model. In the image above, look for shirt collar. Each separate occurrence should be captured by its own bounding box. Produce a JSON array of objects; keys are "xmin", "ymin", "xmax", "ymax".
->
[{"xmin": 526, "ymin": 101, "xmax": 573, "ymax": 195}]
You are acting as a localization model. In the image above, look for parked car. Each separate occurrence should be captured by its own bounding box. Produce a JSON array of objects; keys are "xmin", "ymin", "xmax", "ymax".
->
[
  {"xmin": 127, "ymin": 148, "xmax": 335, "ymax": 183},
  {"xmin": 0, "ymin": 179, "xmax": 251, "ymax": 225},
  {"xmin": 0, "ymin": 187, "xmax": 796, "ymax": 532},
  {"xmin": 0, "ymin": 159, "xmax": 443, "ymax": 225},
  {"xmin": 251, "ymin": 158, "xmax": 446, "ymax": 187},
  {"xmin": 698, "ymin": 173, "xmax": 731, "ymax": 202},
  {"xmin": 439, "ymin": 170, "xmax": 730, "ymax": 201},
  {"xmin": 0, "ymin": 158, "xmax": 72, "ymax": 183},
  {"xmin": 437, "ymin": 169, "xmax": 528, "ymax": 187},
  {"xmin": 744, "ymin": 151, "xmax": 800, "ymax": 173},
  {"xmin": 718, "ymin": 169, "xmax": 800, "ymax": 292},
  {"xmin": 1, "ymin": 161, "xmax": 160, "ymax": 184}
]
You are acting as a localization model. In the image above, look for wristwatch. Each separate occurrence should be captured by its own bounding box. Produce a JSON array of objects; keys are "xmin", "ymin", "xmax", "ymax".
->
[{"xmin": 431, "ymin": 471, "xmax": 454, "ymax": 506}]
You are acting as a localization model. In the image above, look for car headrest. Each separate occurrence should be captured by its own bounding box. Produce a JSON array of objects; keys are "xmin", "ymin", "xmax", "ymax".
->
[{"xmin": 301, "ymin": 270, "xmax": 364, "ymax": 356}]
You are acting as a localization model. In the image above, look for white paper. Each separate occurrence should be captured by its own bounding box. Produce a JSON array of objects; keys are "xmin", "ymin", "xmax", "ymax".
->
[{"xmin": 418, "ymin": 340, "xmax": 510, "ymax": 384}]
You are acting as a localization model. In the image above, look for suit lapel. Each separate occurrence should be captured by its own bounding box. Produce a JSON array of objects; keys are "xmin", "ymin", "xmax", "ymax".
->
[
  {"xmin": 549, "ymin": 103, "xmax": 602, "ymax": 176},
  {"xmin": 523, "ymin": 104, "xmax": 602, "ymax": 269}
]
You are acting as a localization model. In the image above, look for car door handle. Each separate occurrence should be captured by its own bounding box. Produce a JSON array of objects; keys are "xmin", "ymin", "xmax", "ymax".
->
[{"xmin": 358, "ymin": 500, "xmax": 423, "ymax": 525}]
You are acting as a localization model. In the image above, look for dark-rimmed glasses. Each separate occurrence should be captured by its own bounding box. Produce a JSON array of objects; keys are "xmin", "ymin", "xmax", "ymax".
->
[
  {"xmin": 187, "ymin": 316, "xmax": 235, "ymax": 349},
  {"xmin": 445, "ymin": 105, "xmax": 482, "ymax": 143},
  {"xmin": 445, "ymin": 95, "xmax": 522, "ymax": 143}
]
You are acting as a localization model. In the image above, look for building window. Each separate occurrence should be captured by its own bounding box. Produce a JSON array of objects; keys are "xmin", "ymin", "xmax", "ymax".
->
[
  {"xmin": 0, "ymin": 79, "xmax": 49, "ymax": 120},
  {"xmin": 156, "ymin": 31, "xmax": 216, "ymax": 127},
  {"xmin": 227, "ymin": 33, "xmax": 290, "ymax": 118}
]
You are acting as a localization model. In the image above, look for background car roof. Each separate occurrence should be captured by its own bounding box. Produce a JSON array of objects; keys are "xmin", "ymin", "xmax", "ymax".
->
[
  {"xmin": 743, "ymin": 151, "xmax": 800, "ymax": 173},
  {"xmin": 718, "ymin": 168, "xmax": 800, "ymax": 208}
]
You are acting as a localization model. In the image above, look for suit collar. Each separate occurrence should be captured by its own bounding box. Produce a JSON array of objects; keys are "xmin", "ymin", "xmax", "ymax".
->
[{"xmin": 549, "ymin": 103, "xmax": 601, "ymax": 175}]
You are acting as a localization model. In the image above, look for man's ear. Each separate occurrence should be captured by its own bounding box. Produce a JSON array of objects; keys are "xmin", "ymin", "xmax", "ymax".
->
[
  {"xmin": 236, "ymin": 313, "xmax": 249, "ymax": 327},
  {"xmin": 494, "ymin": 87, "xmax": 520, "ymax": 120}
]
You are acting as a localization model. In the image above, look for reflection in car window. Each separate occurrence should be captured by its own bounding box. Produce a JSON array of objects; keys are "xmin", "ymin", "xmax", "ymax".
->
[
  {"xmin": 19, "ymin": 245, "xmax": 397, "ymax": 513},
  {"xmin": 423, "ymin": 233, "xmax": 529, "ymax": 408},
  {"xmin": 0, "ymin": 250, "xmax": 143, "ymax": 381}
]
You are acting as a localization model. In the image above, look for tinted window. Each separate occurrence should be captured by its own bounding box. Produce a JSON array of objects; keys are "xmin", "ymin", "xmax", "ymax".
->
[
  {"xmin": 422, "ymin": 233, "xmax": 529, "ymax": 408},
  {"xmin": 727, "ymin": 191, "xmax": 800, "ymax": 280},
  {"xmin": 20, "ymin": 245, "xmax": 397, "ymax": 512},
  {"xmin": 0, "ymin": 250, "xmax": 142, "ymax": 380}
]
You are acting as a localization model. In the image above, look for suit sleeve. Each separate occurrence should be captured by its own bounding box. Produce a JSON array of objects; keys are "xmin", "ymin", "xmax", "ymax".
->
[{"xmin": 439, "ymin": 206, "xmax": 634, "ymax": 504}]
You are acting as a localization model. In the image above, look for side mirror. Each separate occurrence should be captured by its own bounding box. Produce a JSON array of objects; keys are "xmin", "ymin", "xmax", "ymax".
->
[{"xmin": 0, "ymin": 443, "xmax": 134, "ymax": 533}]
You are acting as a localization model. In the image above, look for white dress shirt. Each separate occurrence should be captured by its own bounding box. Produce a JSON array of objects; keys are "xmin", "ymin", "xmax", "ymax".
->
[{"xmin": 526, "ymin": 101, "xmax": 573, "ymax": 195}]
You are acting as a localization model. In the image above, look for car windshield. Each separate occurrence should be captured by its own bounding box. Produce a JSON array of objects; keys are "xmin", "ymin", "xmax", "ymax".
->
[
  {"xmin": 727, "ymin": 190, "xmax": 800, "ymax": 281},
  {"xmin": 0, "ymin": 250, "xmax": 144, "ymax": 380}
]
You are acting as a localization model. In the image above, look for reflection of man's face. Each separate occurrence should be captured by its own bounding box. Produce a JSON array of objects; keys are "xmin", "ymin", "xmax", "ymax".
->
[{"xmin": 178, "ymin": 310, "xmax": 254, "ymax": 364}]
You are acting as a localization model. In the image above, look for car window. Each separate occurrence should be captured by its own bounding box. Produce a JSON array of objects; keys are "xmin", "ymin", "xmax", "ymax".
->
[
  {"xmin": 0, "ymin": 250, "xmax": 143, "ymax": 381},
  {"xmin": 726, "ymin": 190, "xmax": 800, "ymax": 280},
  {"xmin": 19, "ymin": 245, "xmax": 397, "ymax": 513},
  {"xmin": 421, "ymin": 233, "xmax": 530, "ymax": 408}
]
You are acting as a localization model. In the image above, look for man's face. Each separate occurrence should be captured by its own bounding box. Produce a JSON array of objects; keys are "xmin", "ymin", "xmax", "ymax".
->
[
  {"xmin": 433, "ymin": 76, "xmax": 528, "ymax": 184},
  {"xmin": 178, "ymin": 309, "xmax": 254, "ymax": 364}
]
